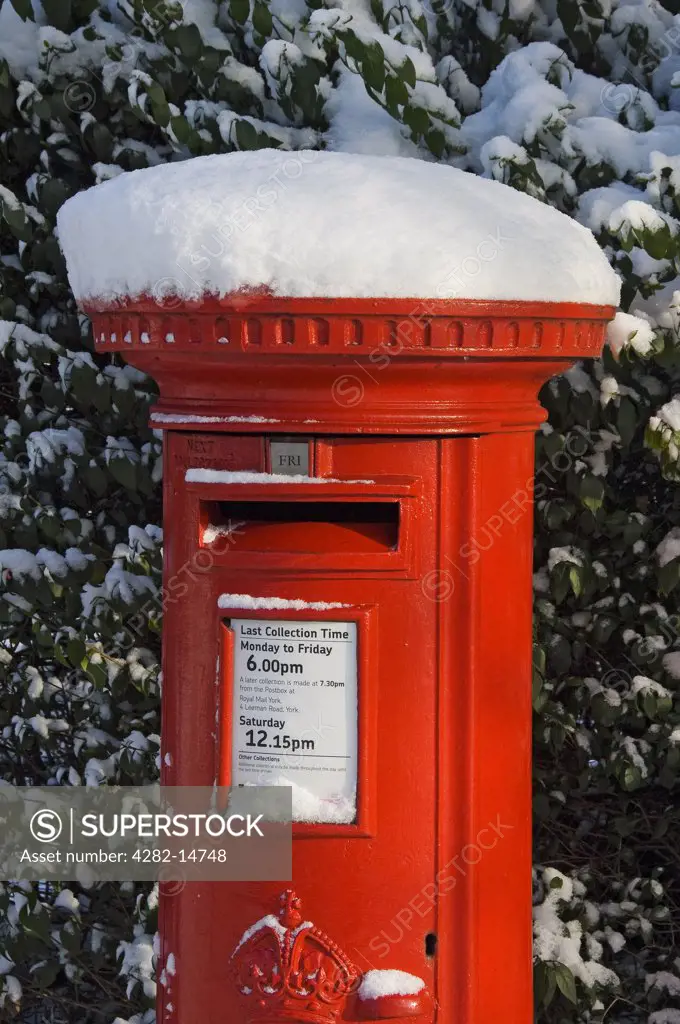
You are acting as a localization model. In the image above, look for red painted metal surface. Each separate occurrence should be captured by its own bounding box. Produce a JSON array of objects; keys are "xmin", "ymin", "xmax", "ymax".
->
[
  {"xmin": 86, "ymin": 295, "xmax": 612, "ymax": 434},
  {"xmin": 232, "ymin": 890, "xmax": 361, "ymax": 1024},
  {"xmin": 86, "ymin": 295, "xmax": 615, "ymax": 1024}
]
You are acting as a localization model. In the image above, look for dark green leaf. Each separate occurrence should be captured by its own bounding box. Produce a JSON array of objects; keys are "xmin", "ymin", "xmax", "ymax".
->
[
  {"xmin": 252, "ymin": 1, "xmax": 272, "ymax": 36},
  {"xmin": 230, "ymin": 0, "xmax": 249, "ymax": 23},
  {"xmin": 554, "ymin": 964, "xmax": 577, "ymax": 1004},
  {"xmin": 9, "ymin": 0, "xmax": 34, "ymax": 21},
  {"xmin": 42, "ymin": 0, "xmax": 72, "ymax": 32},
  {"xmin": 67, "ymin": 638, "xmax": 86, "ymax": 668}
]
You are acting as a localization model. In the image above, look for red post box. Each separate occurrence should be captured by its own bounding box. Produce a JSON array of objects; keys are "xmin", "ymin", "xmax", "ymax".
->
[{"xmin": 81, "ymin": 293, "xmax": 614, "ymax": 1024}]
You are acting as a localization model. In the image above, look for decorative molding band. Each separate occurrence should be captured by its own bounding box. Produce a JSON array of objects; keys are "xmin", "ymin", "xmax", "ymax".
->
[{"xmin": 86, "ymin": 296, "xmax": 614, "ymax": 360}]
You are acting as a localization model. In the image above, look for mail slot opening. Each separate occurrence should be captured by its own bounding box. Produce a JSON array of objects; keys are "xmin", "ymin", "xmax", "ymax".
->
[{"xmin": 200, "ymin": 500, "xmax": 400, "ymax": 554}]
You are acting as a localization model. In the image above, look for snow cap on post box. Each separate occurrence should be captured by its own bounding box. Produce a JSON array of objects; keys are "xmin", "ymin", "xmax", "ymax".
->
[
  {"xmin": 56, "ymin": 149, "xmax": 620, "ymax": 435},
  {"xmin": 57, "ymin": 149, "xmax": 620, "ymax": 305}
]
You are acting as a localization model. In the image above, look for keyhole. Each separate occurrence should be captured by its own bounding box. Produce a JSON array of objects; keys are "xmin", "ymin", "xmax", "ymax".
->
[{"xmin": 425, "ymin": 933, "xmax": 437, "ymax": 957}]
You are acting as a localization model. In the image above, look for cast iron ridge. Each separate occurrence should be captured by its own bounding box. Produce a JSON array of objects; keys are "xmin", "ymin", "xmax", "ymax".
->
[{"xmin": 85, "ymin": 293, "xmax": 615, "ymax": 359}]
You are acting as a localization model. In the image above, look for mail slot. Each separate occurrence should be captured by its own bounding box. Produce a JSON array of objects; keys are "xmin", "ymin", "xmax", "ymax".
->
[
  {"xmin": 79, "ymin": 293, "xmax": 616, "ymax": 1024},
  {"xmin": 200, "ymin": 500, "xmax": 401, "ymax": 553}
]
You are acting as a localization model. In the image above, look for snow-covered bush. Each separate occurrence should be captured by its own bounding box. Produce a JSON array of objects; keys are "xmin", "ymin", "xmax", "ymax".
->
[{"xmin": 0, "ymin": 0, "xmax": 679, "ymax": 1022}]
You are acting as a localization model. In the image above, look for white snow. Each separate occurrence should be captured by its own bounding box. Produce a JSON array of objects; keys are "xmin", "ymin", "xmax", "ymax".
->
[
  {"xmin": 0, "ymin": 550, "xmax": 41, "ymax": 580},
  {"xmin": 203, "ymin": 523, "xmax": 244, "ymax": 544},
  {"xmin": 646, "ymin": 972, "xmax": 680, "ymax": 997},
  {"xmin": 620, "ymin": 737, "xmax": 650, "ymax": 779},
  {"xmin": 2, "ymin": 976, "xmax": 21, "ymax": 1006},
  {"xmin": 0, "ymin": 4, "xmax": 39, "ymax": 79},
  {"xmin": 232, "ymin": 912, "xmax": 314, "ymax": 960},
  {"xmin": 65, "ymin": 548, "xmax": 92, "ymax": 571},
  {"xmin": 610, "ymin": 200, "xmax": 676, "ymax": 237},
  {"xmin": 118, "ymin": 932, "xmax": 156, "ymax": 1000},
  {"xmin": 150, "ymin": 414, "xmax": 278, "ymax": 424},
  {"xmin": 630, "ymin": 676, "xmax": 671, "ymax": 699},
  {"xmin": 217, "ymin": 593, "xmax": 349, "ymax": 611},
  {"xmin": 358, "ymin": 971, "xmax": 425, "ymax": 1000},
  {"xmin": 656, "ymin": 400, "xmax": 680, "ymax": 433},
  {"xmin": 232, "ymin": 914, "xmax": 287, "ymax": 955},
  {"xmin": 36, "ymin": 549, "xmax": 69, "ymax": 579},
  {"xmin": 180, "ymin": 0, "xmax": 231, "ymax": 50},
  {"xmin": 246, "ymin": 774, "xmax": 355, "ymax": 824},
  {"xmin": 649, "ymin": 1013, "xmax": 680, "ymax": 1024},
  {"xmin": 548, "ymin": 546, "xmax": 584, "ymax": 571},
  {"xmin": 53, "ymin": 889, "xmax": 80, "ymax": 913},
  {"xmin": 28, "ymin": 715, "xmax": 50, "ymax": 739},
  {"xmin": 325, "ymin": 66, "xmax": 419, "ymax": 158},
  {"xmin": 606, "ymin": 312, "xmax": 654, "ymax": 357},
  {"xmin": 81, "ymin": 562, "xmax": 155, "ymax": 620},
  {"xmin": 604, "ymin": 928, "xmax": 625, "ymax": 953},
  {"xmin": 186, "ymin": 469, "xmax": 373, "ymax": 485},
  {"xmin": 57, "ymin": 150, "xmax": 620, "ymax": 305},
  {"xmin": 662, "ymin": 652, "xmax": 680, "ymax": 679},
  {"xmin": 534, "ymin": 868, "xmax": 619, "ymax": 989},
  {"xmin": 657, "ymin": 528, "xmax": 680, "ymax": 567}
]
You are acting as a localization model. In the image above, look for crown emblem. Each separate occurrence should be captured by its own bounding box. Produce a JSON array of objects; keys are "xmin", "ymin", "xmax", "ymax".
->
[{"xmin": 231, "ymin": 890, "xmax": 360, "ymax": 1024}]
